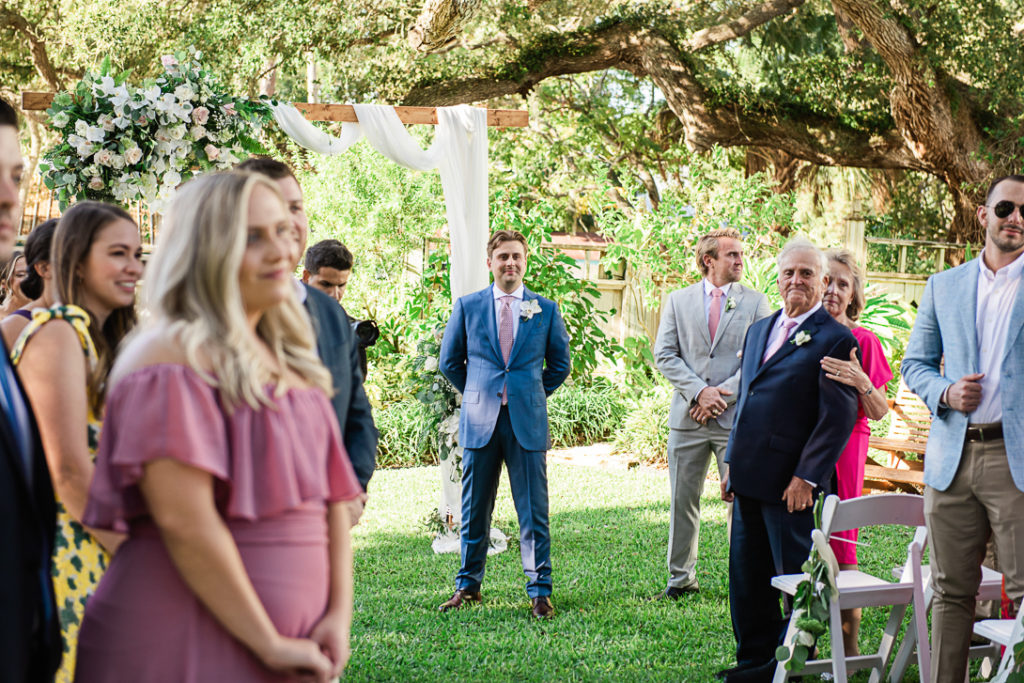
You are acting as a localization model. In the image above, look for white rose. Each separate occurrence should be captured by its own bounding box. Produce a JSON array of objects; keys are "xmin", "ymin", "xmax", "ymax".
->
[
  {"xmin": 152, "ymin": 156, "xmax": 167, "ymax": 174},
  {"xmin": 75, "ymin": 120, "xmax": 89, "ymax": 136},
  {"xmin": 110, "ymin": 154, "xmax": 125, "ymax": 170},
  {"xmin": 51, "ymin": 112, "xmax": 70, "ymax": 129},
  {"xmin": 169, "ymin": 124, "xmax": 186, "ymax": 140},
  {"xmin": 163, "ymin": 170, "xmax": 182, "ymax": 188},
  {"xmin": 85, "ymin": 125, "xmax": 106, "ymax": 143},
  {"xmin": 88, "ymin": 176, "xmax": 104, "ymax": 191},
  {"xmin": 190, "ymin": 125, "xmax": 207, "ymax": 140},
  {"xmin": 94, "ymin": 149, "xmax": 114, "ymax": 166},
  {"xmin": 204, "ymin": 143, "xmax": 220, "ymax": 161},
  {"xmin": 174, "ymin": 84, "xmax": 195, "ymax": 102},
  {"xmin": 125, "ymin": 147, "xmax": 143, "ymax": 165},
  {"xmin": 83, "ymin": 165, "xmax": 100, "ymax": 177},
  {"xmin": 98, "ymin": 114, "xmax": 115, "ymax": 132}
]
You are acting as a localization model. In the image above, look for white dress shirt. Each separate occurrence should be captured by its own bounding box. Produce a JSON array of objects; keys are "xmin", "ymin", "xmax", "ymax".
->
[
  {"xmin": 763, "ymin": 302, "xmax": 821, "ymax": 355},
  {"xmin": 493, "ymin": 284, "xmax": 524, "ymax": 342},
  {"xmin": 703, "ymin": 279, "xmax": 733, "ymax": 324},
  {"xmin": 972, "ymin": 252, "xmax": 1024, "ymax": 423}
]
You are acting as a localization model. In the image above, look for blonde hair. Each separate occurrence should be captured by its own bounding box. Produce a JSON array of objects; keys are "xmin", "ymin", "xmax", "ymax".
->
[
  {"xmin": 141, "ymin": 171, "xmax": 331, "ymax": 409},
  {"xmin": 695, "ymin": 227, "xmax": 742, "ymax": 275},
  {"xmin": 826, "ymin": 248, "xmax": 866, "ymax": 322}
]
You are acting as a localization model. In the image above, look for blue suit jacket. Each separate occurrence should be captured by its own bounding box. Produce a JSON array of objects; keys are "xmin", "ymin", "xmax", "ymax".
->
[
  {"xmin": 303, "ymin": 284, "xmax": 378, "ymax": 490},
  {"xmin": 725, "ymin": 306, "xmax": 860, "ymax": 502},
  {"xmin": 440, "ymin": 285, "xmax": 571, "ymax": 452},
  {"xmin": 901, "ymin": 258, "xmax": 1024, "ymax": 492}
]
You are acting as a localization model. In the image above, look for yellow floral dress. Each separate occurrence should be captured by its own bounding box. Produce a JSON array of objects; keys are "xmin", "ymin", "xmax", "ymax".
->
[{"xmin": 11, "ymin": 305, "xmax": 108, "ymax": 683}]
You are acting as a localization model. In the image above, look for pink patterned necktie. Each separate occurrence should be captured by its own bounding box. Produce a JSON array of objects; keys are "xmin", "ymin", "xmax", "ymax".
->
[
  {"xmin": 499, "ymin": 295, "xmax": 514, "ymax": 404},
  {"xmin": 762, "ymin": 319, "xmax": 797, "ymax": 364},
  {"xmin": 708, "ymin": 288, "xmax": 724, "ymax": 342}
]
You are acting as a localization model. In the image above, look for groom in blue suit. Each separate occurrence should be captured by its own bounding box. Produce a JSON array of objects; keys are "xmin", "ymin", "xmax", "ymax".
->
[
  {"xmin": 439, "ymin": 229, "xmax": 571, "ymax": 618},
  {"xmin": 902, "ymin": 174, "xmax": 1024, "ymax": 683}
]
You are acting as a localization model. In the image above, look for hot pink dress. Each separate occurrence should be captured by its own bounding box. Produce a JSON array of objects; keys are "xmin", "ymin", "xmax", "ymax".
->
[
  {"xmin": 829, "ymin": 327, "xmax": 892, "ymax": 565},
  {"xmin": 75, "ymin": 363, "xmax": 361, "ymax": 682}
]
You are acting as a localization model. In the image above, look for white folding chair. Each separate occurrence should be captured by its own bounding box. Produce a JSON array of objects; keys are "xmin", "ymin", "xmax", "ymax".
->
[
  {"xmin": 888, "ymin": 559, "xmax": 1004, "ymax": 682},
  {"xmin": 972, "ymin": 597, "xmax": 1024, "ymax": 682},
  {"xmin": 772, "ymin": 493, "xmax": 930, "ymax": 683}
]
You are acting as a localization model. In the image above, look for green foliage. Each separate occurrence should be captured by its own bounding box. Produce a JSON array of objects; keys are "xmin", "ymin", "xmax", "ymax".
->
[
  {"xmin": 612, "ymin": 385, "xmax": 672, "ymax": 464},
  {"xmin": 858, "ymin": 286, "xmax": 915, "ymax": 365},
  {"xmin": 547, "ymin": 380, "xmax": 628, "ymax": 448},
  {"xmin": 374, "ymin": 399, "xmax": 439, "ymax": 468}
]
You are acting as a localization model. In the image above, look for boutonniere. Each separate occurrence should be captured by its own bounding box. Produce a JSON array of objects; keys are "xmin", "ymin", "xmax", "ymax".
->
[
  {"xmin": 520, "ymin": 299, "xmax": 542, "ymax": 321},
  {"xmin": 725, "ymin": 296, "xmax": 737, "ymax": 311},
  {"xmin": 791, "ymin": 331, "xmax": 812, "ymax": 347}
]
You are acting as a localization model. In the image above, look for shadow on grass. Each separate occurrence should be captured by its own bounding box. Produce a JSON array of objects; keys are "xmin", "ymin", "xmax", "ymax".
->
[{"xmin": 349, "ymin": 501, "xmax": 735, "ymax": 682}]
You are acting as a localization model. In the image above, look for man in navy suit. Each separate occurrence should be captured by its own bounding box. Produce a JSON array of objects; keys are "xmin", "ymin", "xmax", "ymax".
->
[
  {"xmin": 439, "ymin": 229, "xmax": 571, "ymax": 618},
  {"xmin": 237, "ymin": 158, "xmax": 378, "ymax": 505},
  {"xmin": 719, "ymin": 238, "xmax": 859, "ymax": 682},
  {"xmin": 0, "ymin": 98, "xmax": 61, "ymax": 682}
]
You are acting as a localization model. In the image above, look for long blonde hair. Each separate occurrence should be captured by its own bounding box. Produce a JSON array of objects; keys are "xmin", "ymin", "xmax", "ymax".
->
[{"xmin": 141, "ymin": 171, "xmax": 331, "ymax": 409}]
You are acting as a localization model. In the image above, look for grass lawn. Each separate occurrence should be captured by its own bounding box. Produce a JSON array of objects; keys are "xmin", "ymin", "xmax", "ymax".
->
[{"xmin": 347, "ymin": 463, "xmax": 927, "ymax": 682}]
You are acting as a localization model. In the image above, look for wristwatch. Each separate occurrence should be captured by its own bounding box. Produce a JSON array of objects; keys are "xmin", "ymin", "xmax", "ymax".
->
[{"xmin": 861, "ymin": 385, "xmax": 873, "ymax": 397}]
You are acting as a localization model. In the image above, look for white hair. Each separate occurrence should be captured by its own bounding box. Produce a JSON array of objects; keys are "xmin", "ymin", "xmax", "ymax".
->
[
  {"xmin": 776, "ymin": 237, "xmax": 828, "ymax": 277},
  {"xmin": 139, "ymin": 171, "xmax": 332, "ymax": 410}
]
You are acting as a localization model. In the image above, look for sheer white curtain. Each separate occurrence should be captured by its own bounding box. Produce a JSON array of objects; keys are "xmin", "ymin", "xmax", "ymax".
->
[{"xmin": 272, "ymin": 103, "xmax": 490, "ymax": 541}]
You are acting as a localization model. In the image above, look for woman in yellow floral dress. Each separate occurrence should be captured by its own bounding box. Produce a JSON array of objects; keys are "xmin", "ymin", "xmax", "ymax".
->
[{"xmin": 11, "ymin": 201, "xmax": 142, "ymax": 682}]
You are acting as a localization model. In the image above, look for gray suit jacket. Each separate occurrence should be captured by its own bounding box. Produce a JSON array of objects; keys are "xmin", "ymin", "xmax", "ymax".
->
[
  {"xmin": 654, "ymin": 281, "xmax": 772, "ymax": 430},
  {"xmin": 901, "ymin": 257, "xmax": 1024, "ymax": 492}
]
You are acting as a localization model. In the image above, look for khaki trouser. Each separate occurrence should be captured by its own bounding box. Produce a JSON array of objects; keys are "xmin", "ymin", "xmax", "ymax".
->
[{"xmin": 925, "ymin": 438, "xmax": 1024, "ymax": 683}]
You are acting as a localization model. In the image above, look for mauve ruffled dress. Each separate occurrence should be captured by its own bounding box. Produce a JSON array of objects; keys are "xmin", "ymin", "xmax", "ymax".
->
[{"xmin": 75, "ymin": 364, "xmax": 361, "ymax": 682}]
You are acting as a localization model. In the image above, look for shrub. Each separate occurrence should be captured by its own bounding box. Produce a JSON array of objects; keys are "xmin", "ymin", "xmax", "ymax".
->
[
  {"xmin": 374, "ymin": 400, "xmax": 440, "ymax": 469},
  {"xmin": 547, "ymin": 381, "xmax": 628, "ymax": 448},
  {"xmin": 612, "ymin": 385, "xmax": 672, "ymax": 464}
]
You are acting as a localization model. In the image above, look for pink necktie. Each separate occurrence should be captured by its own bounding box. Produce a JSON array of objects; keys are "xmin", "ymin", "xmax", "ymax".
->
[
  {"xmin": 708, "ymin": 288, "xmax": 723, "ymax": 342},
  {"xmin": 499, "ymin": 295, "xmax": 514, "ymax": 404},
  {"xmin": 762, "ymin": 319, "xmax": 797, "ymax": 364}
]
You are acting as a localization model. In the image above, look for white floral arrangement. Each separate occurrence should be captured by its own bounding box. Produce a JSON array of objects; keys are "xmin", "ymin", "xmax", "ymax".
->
[
  {"xmin": 520, "ymin": 299, "xmax": 542, "ymax": 321},
  {"xmin": 791, "ymin": 330, "xmax": 812, "ymax": 347},
  {"xmin": 40, "ymin": 49, "xmax": 273, "ymax": 211},
  {"xmin": 726, "ymin": 296, "xmax": 737, "ymax": 311}
]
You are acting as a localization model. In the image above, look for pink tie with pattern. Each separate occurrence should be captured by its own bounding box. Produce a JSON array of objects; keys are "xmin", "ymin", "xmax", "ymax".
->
[
  {"xmin": 708, "ymin": 288, "xmax": 724, "ymax": 342},
  {"xmin": 762, "ymin": 319, "xmax": 797, "ymax": 365},
  {"xmin": 499, "ymin": 295, "xmax": 514, "ymax": 404}
]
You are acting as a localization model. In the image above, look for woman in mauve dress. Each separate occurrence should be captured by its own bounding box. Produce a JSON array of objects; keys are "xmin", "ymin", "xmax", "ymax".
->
[
  {"xmin": 76, "ymin": 171, "xmax": 361, "ymax": 682},
  {"xmin": 819, "ymin": 248, "xmax": 892, "ymax": 656}
]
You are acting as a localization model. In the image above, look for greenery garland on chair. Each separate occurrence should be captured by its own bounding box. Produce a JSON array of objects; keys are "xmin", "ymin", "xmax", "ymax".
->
[{"xmin": 775, "ymin": 496, "xmax": 837, "ymax": 673}]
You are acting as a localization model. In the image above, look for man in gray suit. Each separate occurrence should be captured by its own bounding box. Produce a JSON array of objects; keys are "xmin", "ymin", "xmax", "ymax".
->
[
  {"xmin": 902, "ymin": 174, "xmax": 1024, "ymax": 683},
  {"xmin": 653, "ymin": 228, "xmax": 772, "ymax": 598}
]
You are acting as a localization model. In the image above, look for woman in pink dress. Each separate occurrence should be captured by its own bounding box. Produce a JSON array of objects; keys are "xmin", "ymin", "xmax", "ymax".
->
[
  {"xmin": 819, "ymin": 248, "xmax": 893, "ymax": 656},
  {"xmin": 76, "ymin": 171, "xmax": 361, "ymax": 682}
]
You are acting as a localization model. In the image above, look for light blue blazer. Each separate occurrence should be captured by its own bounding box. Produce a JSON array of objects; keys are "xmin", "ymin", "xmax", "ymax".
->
[
  {"xmin": 901, "ymin": 257, "xmax": 1024, "ymax": 491},
  {"xmin": 440, "ymin": 286, "xmax": 571, "ymax": 452}
]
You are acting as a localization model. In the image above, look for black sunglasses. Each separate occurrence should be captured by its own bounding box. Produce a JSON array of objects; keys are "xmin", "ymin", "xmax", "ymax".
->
[{"xmin": 989, "ymin": 201, "xmax": 1024, "ymax": 219}]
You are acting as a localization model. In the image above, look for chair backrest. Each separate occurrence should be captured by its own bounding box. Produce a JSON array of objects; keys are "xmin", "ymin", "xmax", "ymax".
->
[
  {"xmin": 888, "ymin": 379, "xmax": 932, "ymax": 446},
  {"xmin": 821, "ymin": 493, "xmax": 926, "ymax": 535}
]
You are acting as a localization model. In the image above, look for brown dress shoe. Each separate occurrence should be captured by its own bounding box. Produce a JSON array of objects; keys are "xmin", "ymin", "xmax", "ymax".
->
[
  {"xmin": 531, "ymin": 596, "xmax": 554, "ymax": 618},
  {"xmin": 439, "ymin": 589, "xmax": 482, "ymax": 612}
]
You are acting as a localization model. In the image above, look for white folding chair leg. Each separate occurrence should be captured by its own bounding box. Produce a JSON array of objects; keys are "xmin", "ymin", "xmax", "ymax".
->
[
  {"xmin": 911, "ymin": 545, "xmax": 931, "ymax": 683},
  {"xmin": 830, "ymin": 600, "xmax": 849, "ymax": 683}
]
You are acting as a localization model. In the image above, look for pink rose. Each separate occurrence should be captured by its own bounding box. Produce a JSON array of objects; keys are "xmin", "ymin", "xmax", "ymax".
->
[
  {"xmin": 161, "ymin": 55, "xmax": 178, "ymax": 68},
  {"xmin": 88, "ymin": 176, "xmax": 104, "ymax": 191},
  {"xmin": 204, "ymin": 144, "xmax": 220, "ymax": 161},
  {"xmin": 192, "ymin": 106, "xmax": 210, "ymax": 125},
  {"xmin": 223, "ymin": 102, "xmax": 237, "ymax": 116}
]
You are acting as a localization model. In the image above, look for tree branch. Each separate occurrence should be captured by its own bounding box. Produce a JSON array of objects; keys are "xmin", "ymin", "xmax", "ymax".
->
[
  {"xmin": 683, "ymin": 0, "xmax": 807, "ymax": 51},
  {"xmin": 0, "ymin": 6, "xmax": 62, "ymax": 90}
]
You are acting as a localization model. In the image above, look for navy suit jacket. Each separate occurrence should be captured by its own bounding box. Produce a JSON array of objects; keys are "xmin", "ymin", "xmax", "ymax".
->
[
  {"xmin": 725, "ymin": 306, "xmax": 860, "ymax": 502},
  {"xmin": 303, "ymin": 284, "xmax": 378, "ymax": 491},
  {"xmin": 0, "ymin": 350, "xmax": 61, "ymax": 681},
  {"xmin": 440, "ymin": 285, "xmax": 571, "ymax": 452}
]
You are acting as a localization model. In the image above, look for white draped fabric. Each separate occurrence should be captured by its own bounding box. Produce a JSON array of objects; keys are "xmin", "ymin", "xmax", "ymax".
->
[{"xmin": 271, "ymin": 103, "xmax": 492, "ymax": 545}]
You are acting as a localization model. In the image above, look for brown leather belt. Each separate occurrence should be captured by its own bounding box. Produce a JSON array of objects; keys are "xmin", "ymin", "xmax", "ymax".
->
[{"xmin": 966, "ymin": 423, "xmax": 1003, "ymax": 442}]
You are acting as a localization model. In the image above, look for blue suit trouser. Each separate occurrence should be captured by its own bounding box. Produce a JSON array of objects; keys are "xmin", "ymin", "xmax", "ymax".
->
[
  {"xmin": 729, "ymin": 493, "xmax": 815, "ymax": 666},
  {"xmin": 457, "ymin": 405, "xmax": 552, "ymax": 598}
]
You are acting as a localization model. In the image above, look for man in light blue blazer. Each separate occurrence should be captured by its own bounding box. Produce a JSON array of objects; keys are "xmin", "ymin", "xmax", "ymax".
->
[
  {"xmin": 902, "ymin": 174, "xmax": 1024, "ymax": 683},
  {"xmin": 439, "ymin": 229, "xmax": 571, "ymax": 618}
]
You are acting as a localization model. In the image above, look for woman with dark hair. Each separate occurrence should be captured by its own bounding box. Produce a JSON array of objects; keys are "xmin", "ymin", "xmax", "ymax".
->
[
  {"xmin": 1, "ymin": 218, "xmax": 58, "ymax": 347},
  {"xmin": 11, "ymin": 201, "xmax": 142, "ymax": 682},
  {"xmin": 818, "ymin": 248, "xmax": 892, "ymax": 656},
  {"xmin": 0, "ymin": 249, "xmax": 28, "ymax": 318}
]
